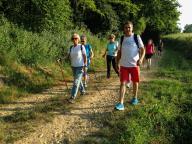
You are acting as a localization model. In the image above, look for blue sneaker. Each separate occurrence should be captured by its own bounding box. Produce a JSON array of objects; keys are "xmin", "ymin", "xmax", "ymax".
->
[
  {"xmin": 115, "ymin": 103, "xmax": 125, "ymax": 110},
  {"xmin": 131, "ymin": 98, "xmax": 139, "ymax": 105}
]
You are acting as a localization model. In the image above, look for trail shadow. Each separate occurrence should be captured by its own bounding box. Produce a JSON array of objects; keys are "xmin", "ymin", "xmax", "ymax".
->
[
  {"xmin": 66, "ymin": 105, "xmax": 114, "ymax": 111},
  {"xmin": 0, "ymin": 107, "xmax": 33, "ymax": 113}
]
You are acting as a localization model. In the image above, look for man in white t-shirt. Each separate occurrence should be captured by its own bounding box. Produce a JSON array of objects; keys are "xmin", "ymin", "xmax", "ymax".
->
[
  {"xmin": 115, "ymin": 21, "xmax": 145, "ymax": 110},
  {"xmin": 68, "ymin": 33, "xmax": 87, "ymax": 103}
]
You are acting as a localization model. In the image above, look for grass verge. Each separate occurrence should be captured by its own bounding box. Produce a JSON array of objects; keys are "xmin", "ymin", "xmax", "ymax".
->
[{"xmin": 80, "ymin": 34, "xmax": 192, "ymax": 144}]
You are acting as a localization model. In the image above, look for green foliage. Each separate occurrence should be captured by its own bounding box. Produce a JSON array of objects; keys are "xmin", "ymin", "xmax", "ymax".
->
[
  {"xmin": 163, "ymin": 33, "xmax": 192, "ymax": 59},
  {"xmin": 183, "ymin": 24, "xmax": 192, "ymax": 33},
  {"xmin": 107, "ymin": 0, "xmax": 139, "ymax": 26},
  {"xmin": 0, "ymin": 121, "xmax": 5, "ymax": 143},
  {"xmin": 0, "ymin": 86, "xmax": 23, "ymax": 104},
  {"xmin": 92, "ymin": 2, "xmax": 120, "ymax": 34},
  {"xmin": 33, "ymin": 0, "xmax": 73, "ymax": 32},
  {"xmin": 0, "ymin": 18, "xmax": 61, "ymax": 66},
  {"xmin": 134, "ymin": 0, "xmax": 180, "ymax": 34},
  {"xmin": 134, "ymin": 17, "xmax": 147, "ymax": 35},
  {"xmin": 1, "ymin": 0, "xmax": 72, "ymax": 32},
  {"xmin": 1, "ymin": 0, "xmax": 181, "ymax": 34},
  {"xmin": 78, "ymin": 0, "xmax": 97, "ymax": 10},
  {"xmin": 0, "ymin": 17, "xmax": 106, "ymax": 104}
]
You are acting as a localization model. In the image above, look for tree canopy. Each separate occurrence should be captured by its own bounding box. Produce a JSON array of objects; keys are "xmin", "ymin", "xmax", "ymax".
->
[
  {"xmin": 183, "ymin": 24, "xmax": 192, "ymax": 33},
  {"xmin": 0, "ymin": 0, "xmax": 181, "ymax": 36}
]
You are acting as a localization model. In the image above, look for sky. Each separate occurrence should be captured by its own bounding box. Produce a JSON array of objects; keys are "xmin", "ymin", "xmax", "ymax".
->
[{"xmin": 178, "ymin": 0, "xmax": 192, "ymax": 31}]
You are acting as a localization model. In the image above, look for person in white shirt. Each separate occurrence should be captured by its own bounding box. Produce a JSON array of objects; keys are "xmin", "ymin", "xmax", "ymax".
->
[
  {"xmin": 68, "ymin": 33, "xmax": 87, "ymax": 103},
  {"xmin": 115, "ymin": 21, "xmax": 145, "ymax": 110}
]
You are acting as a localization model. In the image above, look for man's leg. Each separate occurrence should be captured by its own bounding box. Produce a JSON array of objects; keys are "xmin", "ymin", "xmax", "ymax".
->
[
  {"xmin": 126, "ymin": 74, "xmax": 132, "ymax": 88},
  {"xmin": 132, "ymin": 82, "xmax": 138, "ymax": 99},
  {"xmin": 130, "ymin": 67, "xmax": 140, "ymax": 105},
  {"xmin": 147, "ymin": 59, "xmax": 150, "ymax": 69},
  {"xmin": 115, "ymin": 82, "xmax": 126, "ymax": 110},
  {"xmin": 115, "ymin": 67, "xmax": 129, "ymax": 110},
  {"xmin": 119, "ymin": 82, "xmax": 126, "ymax": 104},
  {"xmin": 149, "ymin": 58, "xmax": 152, "ymax": 68}
]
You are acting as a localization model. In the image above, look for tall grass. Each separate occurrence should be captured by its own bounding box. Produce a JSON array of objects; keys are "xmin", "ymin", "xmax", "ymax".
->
[{"xmin": 0, "ymin": 17, "xmax": 106, "ymax": 104}]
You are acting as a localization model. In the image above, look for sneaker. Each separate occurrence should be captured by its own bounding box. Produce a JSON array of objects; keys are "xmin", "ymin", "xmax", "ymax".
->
[
  {"xmin": 115, "ymin": 103, "xmax": 125, "ymax": 110},
  {"xmin": 68, "ymin": 98, "xmax": 75, "ymax": 104},
  {"xmin": 131, "ymin": 98, "xmax": 139, "ymax": 105}
]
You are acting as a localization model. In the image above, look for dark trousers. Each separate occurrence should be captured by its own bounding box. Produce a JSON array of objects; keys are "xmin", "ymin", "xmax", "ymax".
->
[{"xmin": 106, "ymin": 55, "xmax": 119, "ymax": 78}]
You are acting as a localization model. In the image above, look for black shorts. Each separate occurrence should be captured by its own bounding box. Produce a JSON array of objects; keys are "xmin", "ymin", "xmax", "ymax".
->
[
  {"xmin": 145, "ymin": 54, "xmax": 153, "ymax": 59},
  {"xmin": 158, "ymin": 48, "xmax": 162, "ymax": 52}
]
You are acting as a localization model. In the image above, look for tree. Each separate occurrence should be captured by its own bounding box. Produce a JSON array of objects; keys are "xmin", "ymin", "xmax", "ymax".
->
[
  {"xmin": 132, "ymin": 0, "xmax": 180, "ymax": 34},
  {"xmin": 1, "ymin": 0, "xmax": 73, "ymax": 32},
  {"xmin": 183, "ymin": 24, "xmax": 192, "ymax": 33},
  {"xmin": 1, "ymin": 0, "xmax": 181, "ymax": 35}
]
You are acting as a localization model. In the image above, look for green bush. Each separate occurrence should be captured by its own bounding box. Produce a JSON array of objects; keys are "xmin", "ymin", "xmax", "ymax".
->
[
  {"xmin": 1, "ymin": 0, "xmax": 72, "ymax": 32},
  {"xmin": 0, "ymin": 17, "xmax": 106, "ymax": 103}
]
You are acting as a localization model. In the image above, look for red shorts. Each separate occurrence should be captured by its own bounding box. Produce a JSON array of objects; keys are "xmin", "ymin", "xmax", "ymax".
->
[{"xmin": 120, "ymin": 66, "xmax": 140, "ymax": 83}]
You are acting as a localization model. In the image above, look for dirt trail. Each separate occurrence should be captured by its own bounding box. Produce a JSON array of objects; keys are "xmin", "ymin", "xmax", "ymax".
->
[
  {"xmin": 15, "ymin": 68, "xmax": 155, "ymax": 144},
  {"xmin": 1, "ymin": 57, "xmax": 159, "ymax": 144},
  {"xmin": 0, "ymin": 84, "xmax": 69, "ymax": 117},
  {"xmin": 15, "ymin": 75, "xmax": 120, "ymax": 144}
]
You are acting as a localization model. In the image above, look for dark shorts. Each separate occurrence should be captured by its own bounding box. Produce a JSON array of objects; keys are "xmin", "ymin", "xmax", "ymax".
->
[
  {"xmin": 158, "ymin": 47, "xmax": 162, "ymax": 52},
  {"xmin": 145, "ymin": 54, "xmax": 153, "ymax": 59}
]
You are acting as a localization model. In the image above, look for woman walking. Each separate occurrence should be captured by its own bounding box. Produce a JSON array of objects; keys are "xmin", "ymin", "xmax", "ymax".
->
[
  {"xmin": 68, "ymin": 33, "xmax": 87, "ymax": 103},
  {"xmin": 103, "ymin": 34, "xmax": 119, "ymax": 78},
  {"xmin": 145, "ymin": 39, "xmax": 155, "ymax": 69}
]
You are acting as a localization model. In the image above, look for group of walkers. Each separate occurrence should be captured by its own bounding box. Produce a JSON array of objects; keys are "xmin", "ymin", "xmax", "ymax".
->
[{"xmin": 66, "ymin": 21, "xmax": 163, "ymax": 110}]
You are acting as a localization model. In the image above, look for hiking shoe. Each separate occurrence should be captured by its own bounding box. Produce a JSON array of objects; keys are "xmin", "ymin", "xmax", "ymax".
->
[
  {"xmin": 80, "ymin": 91, "xmax": 86, "ymax": 96},
  {"xmin": 68, "ymin": 98, "xmax": 75, "ymax": 104},
  {"xmin": 115, "ymin": 103, "xmax": 125, "ymax": 111},
  {"xmin": 131, "ymin": 98, "xmax": 139, "ymax": 105}
]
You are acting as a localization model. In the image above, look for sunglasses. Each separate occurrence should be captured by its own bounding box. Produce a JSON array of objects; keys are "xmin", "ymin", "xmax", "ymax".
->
[
  {"xmin": 72, "ymin": 38, "xmax": 78, "ymax": 40},
  {"xmin": 125, "ymin": 26, "xmax": 131, "ymax": 29},
  {"xmin": 81, "ymin": 41, "xmax": 85, "ymax": 42}
]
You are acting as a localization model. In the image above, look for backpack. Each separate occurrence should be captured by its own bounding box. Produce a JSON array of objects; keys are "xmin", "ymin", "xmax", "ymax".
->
[{"xmin": 120, "ymin": 34, "xmax": 139, "ymax": 49}]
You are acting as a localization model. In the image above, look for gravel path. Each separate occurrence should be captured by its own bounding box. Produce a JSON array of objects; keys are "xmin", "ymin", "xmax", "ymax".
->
[{"xmin": 1, "ymin": 57, "xmax": 159, "ymax": 144}]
